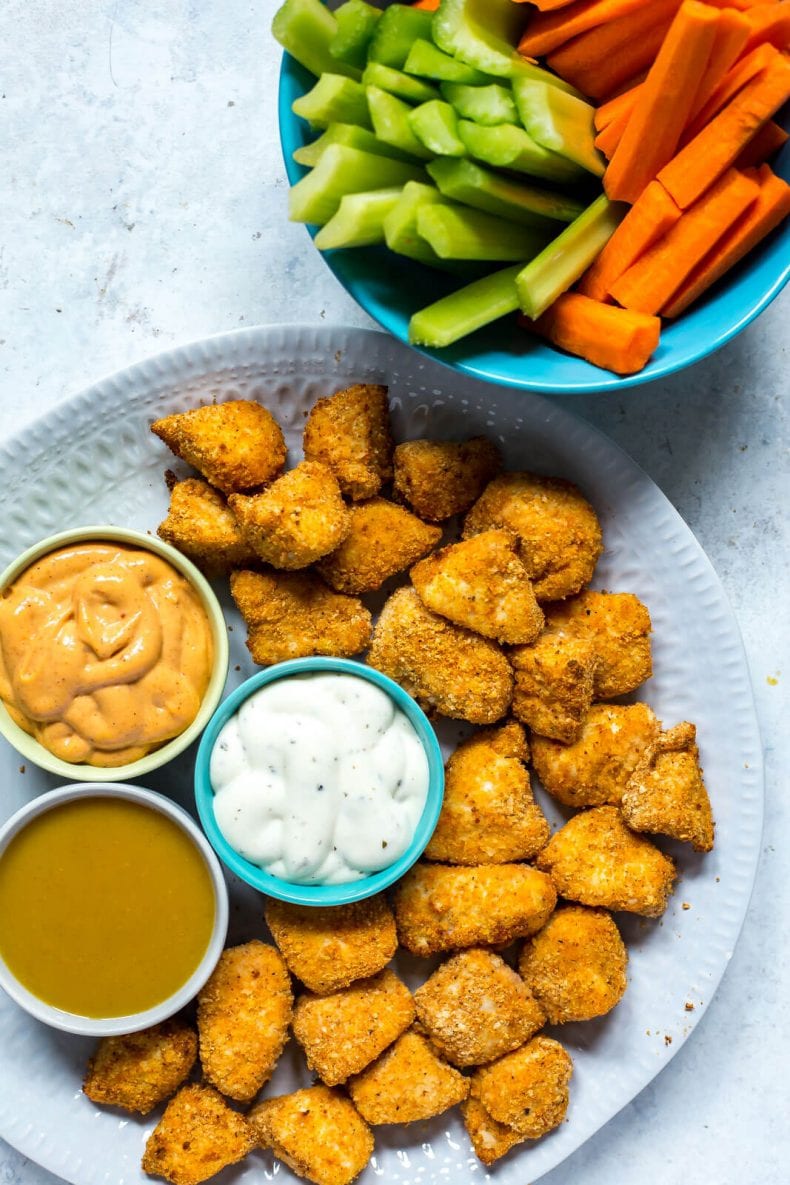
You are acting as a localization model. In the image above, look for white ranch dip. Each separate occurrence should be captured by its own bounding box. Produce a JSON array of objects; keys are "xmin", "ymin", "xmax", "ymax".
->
[{"xmin": 210, "ymin": 673, "xmax": 431, "ymax": 885}]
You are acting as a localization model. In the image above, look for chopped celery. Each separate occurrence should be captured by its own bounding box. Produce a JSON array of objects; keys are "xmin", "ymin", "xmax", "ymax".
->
[
  {"xmin": 440, "ymin": 81, "xmax": 517, "ymax": 126},
  {"xmin": 457, "ymin": 120, "xmax": 584, "ymax": 183},
  {"xmin": 517, "ymin": 194, "xmax": 625, "ymax": 319},
  {"xmin": 427, "ymin": 157, "xmax": 585, "ymax": 227},
  {"xmin": 383, "ymin": 181, "xmax": 454, "ymax": 268},
  {"xmin": 407, "ymin": 101, "xmax": 466, "ymax": 158},
  {"xmin": 403, "ymin": 39, "xmax": 489, "ymax": 85},
  {"xmin": 293, "ymin": 123, "xmax": 420, "ymax": 168},
  {"xmin": 330, "ymin": 0, "xmax": 381, "ymax": 71},
  {"xmin": 367, "ymin": 5, "xmax": 435, "ymax": 69},
  {"xmin": 289, "ymin": 145, "xmax": 426, "ymax": 225},
  {"xmin": 409, "ymin": 263, "xmax": 523, "ymax": 346},
  {"xmin": 272, "ymin": 0, "xmax": 360, "ymax": 81},
  {"xmin": 367, "ymin": 87, "xmax": 433, "ymax": 160},
  {"xmin": 362, "ymin": 63, "xmax": 440, "ymax": 105},
  {"xmin": 417, "ymin": 204, "xmax": 549, "ymax": 260},
  {"xmin": 292, "ymin": 74, "xmax": 371, "ymax": 130},
  {"xmin": 314, "ymin": 188, "xmax": 404, "ymax": 249},
  {"xmin": 512, "ymin": 79, "xmax": 604, "ymax": 178}
]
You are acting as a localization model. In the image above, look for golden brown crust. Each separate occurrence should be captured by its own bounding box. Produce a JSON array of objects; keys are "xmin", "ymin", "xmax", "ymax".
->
[
  {"xmin": 249, "ymin": 1086, "xmax": 373, "ymax": 1185},
  {"xmin": 317, "ymin": 498, "xmax": 441, "ymax": 593},
  {"xmin": 347, "ymin": 1029, "xmax": 469, "ymax": 1124},
  {"xmin": 393, "ymin": 437, "xmax": 502, "ymax": 521},
  {"xmin": 151, "ymin": 400, "xmax": 286, "ymax": 494},
  {"xmin": 471, "ymin": 1036, "xmax": 573, "ymax": 1139},
  {"xmin": 141, "ymin": 1084, "xmax": 253, "ymax": 1185},
  {"xmin": 510, "ymin": 629, "xmax": 598, "ymax": 743},
  {"xmin": 83, "ymin": 1020, "xmax": 197, "ymax": 1116},
  {"xmin": 156, "ymin": 478, "xmax": 256, "ymax": 574},
  {"xmin": 461, "ymin": 1094, "xmax": 525, "ymax": 1165},
  {"xmin": 303, "ymin": 384, "xmax": 393, "ymax": 501},
  {"xmin": 620, "ymin": 722, "xmax": 715, "ymax": 852},
  {"xmin": 544, "ymin": 590, "xmax": 653, "ymax": 698}
]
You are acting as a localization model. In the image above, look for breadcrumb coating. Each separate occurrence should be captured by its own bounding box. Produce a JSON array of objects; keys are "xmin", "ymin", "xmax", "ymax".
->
[
  {"xmin": 461, "ymin": 1094, "xmax": 525, "ymax": 1165},
  {"xmin": 196, "ymin": 940, "xmax": 293, "ymax": 1103},
  {"xmin": 317, "ymin": 498, "xmax": 441, "ymax": 593},
  {"xmin": 367, "ymin": 587, "xmax": 513, "ymax": 725},
  {"xmin": 83, "ymin": 1020, "xmax": 197, "ymax": 1116},
  {"xmin": 230, "ymin": 568, "xmax": 371, "ymax": 666},
  {"xmin": 621, "ymin": 722, "xmax": 714, "ymax": 852},
  {"xmin": 545, "ymin": 590, "xmax": 653, "ymax": 697},
  {"xmin": 264, "ymin": 895, "xmax": 398, "ymax": 994},
  {"xmin": 463, "ymin": 471, "xmax": 603, "ymax": 602},
  {"xmin": 347, "ymin": 1029, "xmax": 469, "ymax": 1124},
  {"xmin": 151, "ymin": 400, "xmax": 286, "ymax": 494},
  {"xmin": 413, "ymin": 948, "xmax": 545, "ymax": 1067},
  {"xmin": 425, "ymin": 722, "xmax": 550, "ymax": 864},
  {"xmin": 518, "ymin": 906, "xmax": 628, "ymax": 1024},
  {"xmin": 157, "ymin": 478, "xmax": 256, "ymax": 574},
  {"xmin": 510, "ymin": 629, "xmax": 598, "ymax": 743},
  {"xmin": 249, "ymin": 1085, "xmax": 373, "ymax": 1185},
  {"xmin": 303, "ymin": 384, "xmax": 393, "ymax": 501},
  {"xmin": 393, "ymin": 436, "xmax": 502, "ymax": 521},
  {"xmin": 471, "ymin": 1036, "xmax": 573, "ymax": 1139},
  {"xmin": 411, "ymin": 529, "xmax": 544, "ymax": 645},
  {"xmin": 141, "ymin": 1084, "xmax": 254, "ymax": 1185},
  {"xmin": 536, "ymin": 805, "xmax": 676, "ymax": 918},
  {"xmin": 393, "ymin": 862, "xmax": 557, "ymax": 956}
]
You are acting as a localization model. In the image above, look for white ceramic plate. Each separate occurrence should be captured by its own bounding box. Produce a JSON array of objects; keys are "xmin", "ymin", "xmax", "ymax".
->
[{"xmin": 0, "ymin": 325, "xmax": 762, "ymax": 1185}]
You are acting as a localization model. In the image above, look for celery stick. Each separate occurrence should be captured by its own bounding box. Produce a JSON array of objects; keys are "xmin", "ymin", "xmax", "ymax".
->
[
  {"xmin": 330, "ymin": 0, "xmax": 381, "ymax": 71},
  {"xmin": 403, "ymin": 39, "xmax": 489, "ymax": 85},
  {"xmin": 457, "ymin": 120, "xmax": 584, "ymax": 183},
  {"xmin": 272, "ymin": 0, "xmax": 360, "ymax": 81},
  {"xmin": 440, "ymin": 81, "xmax": 517, "ymax": 127},
  {"xmin": 293, "ymin": 123, "xmax": 420, "ymax": 168},
  {"xmin": 427, "ymin": 157, "xmax": 584, "ymax": 227},
  {"xmin": 407, "ymin": 101, "xmax": 466, "ymax": 158},
  {"xmin": 292, "ymin": 74, "xmax": 371, "ymax": 130},
  {"xmin": 417, "ymin": 204, "xmax": 549, "ymax": 261},
  {"xmin": 383, "ymin": 181, "xmax": 454, "ymax": 269},
  {"xmin": 289, "ymin": 145, "xmax": 426, "ymax": 225},
  {"xmin": 517, "ymin": 194, "xmax": 625, "ymax": 319},
  {"xmin": 367, "ymin": 5, "xmax": 435, "ymax": 69},
  {"xmin": 314, "ymin": 188, "xmax": 404, "ymax": 249},
  {"xmin": 512, "ymin": 79, "xmax": 604, "ymax": 178},
  {"xmin": 367, "ymin": 87, "xmax": 433, "ymax": 160},
  {"xmin": 409, "ymin": 263, "xmax": 523, "ymax": 346},
  {"xmin": 362, "ymin": 63, "xmax": 440, "ymax": 105}
]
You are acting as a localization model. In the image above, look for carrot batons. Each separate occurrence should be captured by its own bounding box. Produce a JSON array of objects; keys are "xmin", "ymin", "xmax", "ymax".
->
[
  {"xmin": 741, "ymin": 4, "xmax": 790, "ymax": 55},
  {"xmin": 686, "ymin": 8, "xmax": 752, "ymax": 126},
  {"xmin": 735, "ymin": 118, "xmax": 789, "ymax": 168},
  {"xmin": 594, "ymin": 102, "xmax": 633, "ymax": 159},
  {"xmin": 578, "ymin": 181, "xmax": 682, "ymax": 302},
  {"xmin": 684, "ymin": 42, "xmax": 779, "ymax": 143},
  {"xmin": 517, "ymin": 0, "xmax": 578, "ymax": 9},
  {"xmin": 411, "ymin": 0, "xmax": 440, "ymax": 9},
  {"xmin": 518, "ymin": 0, "xmax": 649, "ymax": 59},
  {"xmin": 525, "ymin": 294, "xmax": 661, "ymax": 375},
  {"xmin": 594, "ymin": 83, "xmax": 641, "ymax": 133}
]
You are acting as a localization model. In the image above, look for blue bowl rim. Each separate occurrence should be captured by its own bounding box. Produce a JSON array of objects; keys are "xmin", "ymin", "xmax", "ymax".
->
[{"xmin": 194, "ymin": 656, "xmax": 445, "ymax": 906}]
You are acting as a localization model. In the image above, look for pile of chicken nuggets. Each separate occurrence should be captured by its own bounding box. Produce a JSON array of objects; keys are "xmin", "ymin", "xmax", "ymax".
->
[{"xmin": 79, "ymin": 382, "xmax": 716, "ymax": 1184}]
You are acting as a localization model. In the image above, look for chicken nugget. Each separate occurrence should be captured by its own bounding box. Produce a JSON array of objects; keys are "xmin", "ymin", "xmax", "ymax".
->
[
  {"xmin": 536, "ymin": 805, "xmax": 676, "ymax": 917},
  {"xmin": 229, "ymin": 461, "xmax": 349, "ymax": 569},
  {"xmin": 621, "ymin": 722, "xmax": 714, "ymax": 852},
  {"xmin": 518, "ymin": 905, "xmax": 628, "ymax": 1024},
  {"xmin": 471, "ymin": 1036, "xmax": 572, "ymax": 1139},
  {"xmin": 156, "ymin": 478, "xmax": 256, "ymax": 574},
  {"xmin": 230, "ymin": 568, "xmax": 371, "ymax": 666},
  {"xmin": 531, "ymin": 703, "xmax": 661, "ymax": 809},
  {"xmin": 141, "ymin": 1083, "xmax": 254, "ymax": 1185},
  {"xmin": 347, "ymin": 1029, "xmax": 468, "ymax": 1124},
  {"xmin": 264, "ymin": 895, "xmax": 398, "ymax": 994},
  {"xmin": 463, "ymin": 471, "xmax": 603, "ymax": 602},
  {"xmin": 392, "ymin": 862, "xmax": 556, "ymax": 956},
  {"xmin": 545, "ymin": 590, "xmax": 653, "ymax": 697},
  {"xmin": 413, "ymin": 948, "xmax": 545, "ymax": 1067},
  {"xmin": 83, "ymin": 1019, "xmax": 197, "ymax": 1115},
  {"xmin": 393, "ymin": 436, "xmax": 502, "ymax": 521},
  {"xmin": 367, "ymin": 587, "xmax": 513, "ymax": 725},
  {"xmin": 411, "ymin": 529, "xmax": 544, "ymax": 645},
  {"xmin": 425, "ymin": 722, "xmax": 550, "ymax": 864},
  {"xmin": 151, "ymin": 400, "xmax": 286, "ymax": 494},
  {"xmin": 197, "ymin": 940, "xmax": 292, "ymax": 1103},
  {"xmin": 292, "ymin": 969, "xmax": 415, "ymax": 1086},
  {"xmin": 249, "ymin": 1085, "xmax": 373, "ymax": 1185},
  {"xmin": 303, "ymin": 384, "xmax": 393, "ymax": 501},
  {"xmin": 510, "ymin": 628, "xmax": 598, "ymax": 743},
  {"xmin": 461, "ymin": 1094, "xmax": 525, "ymax": 1165},
  {"xmin": 317, "ymin": 498, "xmax": 441, "ymax": 593}
]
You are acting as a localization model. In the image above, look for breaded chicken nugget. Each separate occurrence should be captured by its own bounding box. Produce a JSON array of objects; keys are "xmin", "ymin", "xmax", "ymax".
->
[
  {"xmin": 536, "ymin": 805, "xmax": 676, "ymax": 917},
  {"xmin": 249, "ymin": 1085, "xmax": 373, "ymax": 1185},
  {"xmin": 151, "ymin": 400, "xmax": 286, "ymax": 494},
  {"xmin": 367, "ymin": 587, "xmax": 513, "ymax": 725},
  {"xmin": 83, "ymin": 1019, "xmax": 197, "ymax": 1115},
  {"xmin": 157, "ymin": 478, "xmax": 256, "ymax": 574},
  {"xmin": 347, "ymin": 1030, "xmax": 469, "ymax": 1124},
  {"xmin": 230, "ymin": 569, "xmax": 371, "ymax": 666},
  {"xmin": 471, "ymin": 1036, "xmax": 572, "ymax": 1139},
  {"xmin": 463, "ymin": 472, "xmax": 603, "ymax": 602},
  {"xmin": 413, "ymin": 948, "xmax": 545, "ymax": 1067},
  {"xmin": 317, "ymin": 498, "xmax": 441, "ymax": 593},
  {"xmin": 393, "ymin": 436, "xmax": 502, "ymax": 521},
  {"xmin": 392, "ymin": 862, "xmax": 557, "ymax": 956},
  {"xmin": 518, "ymin": 905, "xmax": 628, "ymax": 1024},
  {"xmin": 292, "ymin": 969, "xmax": 415, "ymax": 1086},
  {"xmin": 621, "ymin": 722, "xmax": 714, "ymax": 852},
  {"xmin": 197, "ymin": 940, "xmax": 292, "ymax": 1103},
  {"xmin": 303, "ymin": 384, "xmax": 393, "ymax": 501},
  {"xmin": 425, "ymin": 722, "xmax": 550, "ymax": 864},
  {"xmin": 545, "ymin": 590, "xmax": 653, "ymax": 697},
  {"xmin": 264, "ymin": 895, "xmax": 398, "ymax": 994},
  {"xmin": 411, "ymin": 529, "xmax": 544, "ymax": 645},
  {"xmin": 461, "ymin": 1094, "xmax": 525, "ymax": 1165},
  {"xmin": 141, "ymin": 1084, "xmax": 254, "ymax": 1185},
  {"xmin": 531, "ymin": 703, "xmax": 661, "ymax": 809},
  {"xmin": 229, "ymin": 461, "xmax": 349, "ymax": 569},
  {"xmin": 510, "ymin": 629, "xmax": 598, "ymax": 743}
]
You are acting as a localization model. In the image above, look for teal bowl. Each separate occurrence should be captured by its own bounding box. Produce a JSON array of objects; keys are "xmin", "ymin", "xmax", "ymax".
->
[
  {"xmin": 279, "ymin": 53, "xmax": 790, "ymax": 394},
  {"xmin": 195, "ymin": 657, "xmax": 445, "ymax": 906}
]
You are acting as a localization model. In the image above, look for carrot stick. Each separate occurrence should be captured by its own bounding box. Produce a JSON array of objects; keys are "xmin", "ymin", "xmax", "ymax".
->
[
  {"xmin": 610, "ymin": 168, "xmax": 761, "ymax": 314},
  {"xmin": 605, "ymin": 1, "xmax": 720, "ymax": 204},
  {"xmin": 659, "ymin": 55, "xmax": 790, "ymax": 208},
  {"xmin": 742, "ymin": 4, "xmax": 790, "ymax": 53},
  {"xmin": 578, "ymin": 181, "xmax": 682, "ymax": 300},
  {"xmin": 595, "ymin": 104, "xmax": 632, "ymax": 158},
  {"xmin": 684, "ymin": 42, "xmax": 779, "ymax": 142},
  {"xmin": 663, "ymin": 164, "xmax": 790, "ymax": 316},
  {"xmin": 686, "ymin": 9, "xmax": 752, "ymax": 125},
  {"xmin": 705, "ymin": 0, "xmax": 780, "ymax": 9},
  {"xmin": 594, "ymin": 81, "xmax": 642, "ymax": 131},
  {"xmin": 521, "ymin": 293, "xmax": 661, "ymax": 375},
  {"xmin": 411, "ymin": 0, "xmax": 440, "ymax": 8},
  {"xmin": 518, "ymin": 0, "xmax": 650, "ymax": 58},
  {"xmin": 735, "ymin": 118, "xmax": 789, "ymax": 166},
  {"xmin": 514, "ymin": 0, "xmax": 577, "ymax": 8}
]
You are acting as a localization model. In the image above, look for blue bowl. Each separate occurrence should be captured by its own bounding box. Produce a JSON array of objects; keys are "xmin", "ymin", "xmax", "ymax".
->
[
  {"xmin": 279, "ymin": 54, "xmax": 790, "ymax": 394},
  {"xmin": 195, "ymin": 657, "xmax": 445, "ymax": 906}
]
